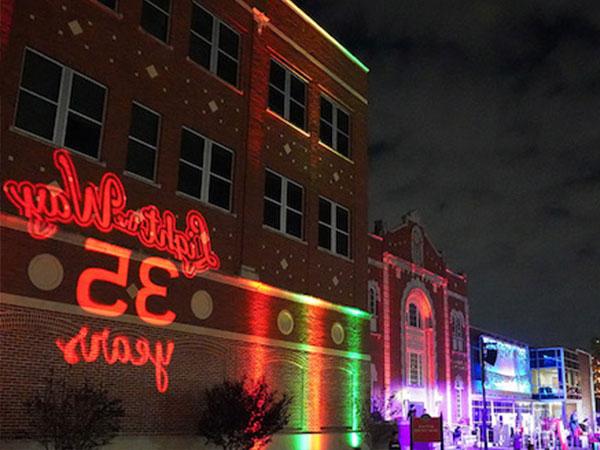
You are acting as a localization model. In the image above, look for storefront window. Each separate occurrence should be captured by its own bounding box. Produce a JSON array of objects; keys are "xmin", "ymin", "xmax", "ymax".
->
[{"xmin": 530, "ymin": 348, "xmax": 565, "ymax": 399}]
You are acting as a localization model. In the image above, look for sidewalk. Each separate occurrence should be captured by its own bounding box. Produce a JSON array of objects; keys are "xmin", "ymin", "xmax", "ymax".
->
[{"xmin": 454, "ymin": 447, "xmax": 595, "ymax": 450}]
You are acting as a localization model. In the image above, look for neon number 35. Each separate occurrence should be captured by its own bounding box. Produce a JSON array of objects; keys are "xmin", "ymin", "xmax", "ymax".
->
[
  {"xmin": 136, "ymin": 257, "xmax": 178, "ymax": 326},
  {"xmin": 77, "ymin": 238, "xmax": 178, "ymax": 325},
  {"xmin": 77, "ymin": 239, "xmax": 130, "ymax": 317}
]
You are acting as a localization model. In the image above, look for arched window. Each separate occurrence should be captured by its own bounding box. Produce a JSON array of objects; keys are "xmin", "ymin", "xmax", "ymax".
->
[
  {"xmin": 408, "ymin": 303, "xmax": 422, "ymax": 328},
  {"xmin": 368, "ymin": 281, "xmax": 380, "ymax": 332},
  {"xmin": 451, "ymin": 310, "xmax": 465, "ymax": 352}
]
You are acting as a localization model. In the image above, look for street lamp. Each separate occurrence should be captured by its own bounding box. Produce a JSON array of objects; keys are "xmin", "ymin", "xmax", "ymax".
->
[{"xmin": 479, "ymin": 337, "xmax": 498, "ymax": 450}]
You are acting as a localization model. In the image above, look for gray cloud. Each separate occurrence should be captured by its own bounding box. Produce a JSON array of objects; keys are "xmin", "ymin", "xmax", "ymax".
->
[{"xmin": 298, "ymin": 0, "xmax": 600, "ymax": 349}]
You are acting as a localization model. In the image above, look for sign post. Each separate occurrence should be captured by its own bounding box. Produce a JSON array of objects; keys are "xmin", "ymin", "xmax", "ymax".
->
[{"xmin": 410, "ymin": 414, "xmax": 444, "ymax": 450}]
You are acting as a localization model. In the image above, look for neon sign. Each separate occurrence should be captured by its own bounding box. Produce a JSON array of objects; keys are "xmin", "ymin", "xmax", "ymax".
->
[
  {"xmin": 1, "ymin": 149, "xmax": 222, "ymax": 392},
  {"xmin": 3, "ymin": 149, "xmax": 220, "ymax": 278},
  {"xmin": 53, "ymin": 236, "xmax": 178, "ymax": 392},
  {"xmin": 56, "ymin": 326, "xmax": 174, "ymax": 393},
  {"xmin": 78, "ymin": 237, "xmax": 179, "ymax": 326}
]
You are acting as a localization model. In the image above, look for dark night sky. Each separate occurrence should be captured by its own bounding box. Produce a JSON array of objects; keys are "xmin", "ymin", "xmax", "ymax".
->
[{"xmin": 295, "ymin": 0, "xmax": 600, "ymax": 350}]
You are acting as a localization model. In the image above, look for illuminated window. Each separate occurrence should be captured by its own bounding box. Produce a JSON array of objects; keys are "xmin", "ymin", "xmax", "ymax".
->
[
  {"xmin": 96, "ymin": 0, "xmax": 116, "ymax": 9},
  {"xmin": 141, "ymin": 0, "xmax": 170, "ymax": 42},
  {"xmin": 452, "ymin": 310, "xmax": 466, "ymax": 352},
  {"xmin": 126, "ymin": 103, "xmax": 160, "ymax": 181},
  {"xmin": 177, "ymin": 127, "xmax": 234, "ymax": 211},
  {"xmin": 320, "ymin": 96, "xmax": 350, "ymax": 157},
  {"xmin": 408, "ymin": 303, "xmax": 422, "ymax": 328},
  {"xmin": 189, "ymin": 4, "xmax": 240, "ymax": 87},
  {"xmin": 14, "ymin": 48, "xmax": 106, "ymax": 159},
  {"xmin": 455, "ymin": 377, "xmax": 464, "ymax": 420},
  {"xmin": 263, "ymin": 170, "xmax": 304, "ymax": 239},
  {"xmin": 268, "ymin": 60, "xmax": 307, "ymax": 130},
  {"xmin": 318, "ymin": 197, "xmax": 350, "ymax": 257},
  {"xmin": 368, "ymin": 281, "xmax": 380, "ymax": 332},
  {"xmin": 409, "ymin": 353, "xmax": 423, "ymax": 386}
]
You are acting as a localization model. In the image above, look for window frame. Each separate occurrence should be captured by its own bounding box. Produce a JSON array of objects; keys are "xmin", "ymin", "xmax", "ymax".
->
[
  {"xmin": 451, "ymin": 310, "xmax": 465, "ymax": 352},
  {"xmin": 455, "ymin": 378, "xmax": 464, "ymax": 419},
  {"xmin": 189, "ymin": 2, "xmax": 241, "ymax": 87},
  {"xmin": 409, "ymin": 352, "xmax": 424, "ymax": 387},
  {"xmin": 368, "ymin": 281, "xmax": 380, "ymax": 333},
  {"xmin": 319, "ymin": 94, "xmax": 351, "ymax": 158},
  {"xmin": 14, "ymin": 47, "xmax": 107, "ymax": 160},
  {"xmin": 95, "ymin": 0, "xmax": 117, "ymax": 10},
  {"xmin": 177, "ymin": 126, "xmax": 234, "ymax": 212},
  {"xmin": 263, "ymin": 169, "xmax": 304, "ymax": 239},
  {"xmin": 408, "ymin": 303, "xmax": 422, "ymax": 329},
  {"xmin": 268, "ymin": 59, "xmax": 307, "ymax": 130},
  {"xmin": 126, "ymin": 101, "xmax": 161, "ymax": 182},
  {"xmin": 318, "ymin": 196, "xmax": 351, "ymax": 258},
  {"xmin": 140, "ymin": 0, "xmax": 171, "ymax": 43}
]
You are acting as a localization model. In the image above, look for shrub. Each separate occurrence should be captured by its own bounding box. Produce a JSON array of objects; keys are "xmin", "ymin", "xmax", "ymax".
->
[
  {"xmin": 25, "ymin": 375, "xmax": 124, "ymax": 450},
  {"xmin": 198, "ymin": 378, "xmax": 291, "ymax": 450}
]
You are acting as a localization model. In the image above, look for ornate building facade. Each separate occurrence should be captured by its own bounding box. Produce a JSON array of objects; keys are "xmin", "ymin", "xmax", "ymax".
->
[{"xmin": 368, "ymin": 213, "xmax": 471, "ymax": 426}]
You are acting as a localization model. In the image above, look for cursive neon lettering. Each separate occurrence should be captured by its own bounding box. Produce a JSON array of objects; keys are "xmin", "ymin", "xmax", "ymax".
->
[
  {"xmin": 55, "ymin": 326, "xmax": 174, "ymax": 393},
  {"xmin": 3, "ymin": 149, "xmax": 220, "ymax": 277}
]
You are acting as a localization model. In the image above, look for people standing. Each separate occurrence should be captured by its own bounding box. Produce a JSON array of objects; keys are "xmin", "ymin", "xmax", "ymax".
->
[
  {"xmin": 408, "ymin": 404, "xmax": 417, "ymax": 420},
  {"xmin": 569, "ymin": 412, "xmax": 580, "ymax": 447}
]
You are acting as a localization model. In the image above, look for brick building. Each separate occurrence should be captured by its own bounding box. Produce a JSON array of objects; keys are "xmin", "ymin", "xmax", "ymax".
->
[
  {"xmin": 367, "ymin": 213, "xmax": 471, "ymax": 427},
  {"xmin": 592, "ymin": 338, "xmax": 600, "ymax": 412},
  {"xmin": 0, "ymin": 0, "xmax": 370, "ymax": 448}
]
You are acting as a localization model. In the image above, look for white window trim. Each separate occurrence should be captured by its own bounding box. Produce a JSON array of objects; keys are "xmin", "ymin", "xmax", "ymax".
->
[
  {"xmin": 320, "ymin": 94, "xmax": 351, "ymax": 157},
  {"xmin": 127, "ymin": 102, "xmax": 161, "ymax": 182},
  {"xmin": 451, "ymin": 310, "xmax": 465, "ymax": 352},
  {"xmin": 142, "ymin": 0, "xmax": 171, "ymax": 42},
  {"xmin": 456, "ymin": 382, "xmax": 463, "ymax": 419},
  {"xmin": 318, "ymin": 196, "xmax": 350, "ymax": 258},
  {"xmin": 15, "ymin": 47, "xmax": 107, "ymax": 160},
  {"xmin": 190, "ymin": 3, "xmax": 240, "ymax": 86},
  {"xmin": 264, "ymin": 169, "xmax": 304, "ymax": 239},
  {"xmin": 177, "ymin": 126, "xmax": 234, "ymax": 212},
  {"xmin": 268, "ymin": 59, "xmax": 307, "ymax": 129},
  {"xmin": 409, "ymin": 352, "xmax": 424, "ymax": 387}
]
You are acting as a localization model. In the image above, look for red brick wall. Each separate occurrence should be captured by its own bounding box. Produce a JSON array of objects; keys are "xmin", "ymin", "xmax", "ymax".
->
[
  {"xmin": 0, "ymin": 224, "xmax": 369, "ymax": 437},
  {"xmin": 1, "ymin": 0, "xmax": 369, "ymax": 310},
  {"xmin": 0, "ymin": 0, "xmax": 370, "ymax": 441},
  {"xmin": 1, "ymin": 303, "xmax": 369, "ymax": 437},
  {"xmin": 0, "ymin": 0, "xmax": 15, "ymax": 58}
]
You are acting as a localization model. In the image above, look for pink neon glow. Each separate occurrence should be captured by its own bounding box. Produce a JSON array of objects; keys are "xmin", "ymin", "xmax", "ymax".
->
[
  {"xmin": 464, "ymin": 302, "xmax": 473, "ymax": 424},
  {"xmin": 2, "ymin": 149, "xmax": 220, "ymax": 277},
  {"xmin": 444, "ymin": 292, "xmax": 452, "ymax": 420},
  {"xmin": 55, "ymin": 326, "xmax": 174, "ymax": 393},
  {"xmin": 404, "ymin": 288, "xmax": 436, "ymax": 388},
  {"xmin": 382, "ymin": 256, "xmax": 392, "ymax": 417}
]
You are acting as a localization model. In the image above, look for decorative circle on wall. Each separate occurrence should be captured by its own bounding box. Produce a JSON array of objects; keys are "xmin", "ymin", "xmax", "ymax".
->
[
  {"xmin": 277, "ymin": 309, "xmax": 294, "ymax": 336},
  {"xmin": 331, "ymin": 322, "xmax": 345, "ymax": 345},
  {"xmin": 28, "ymin": 253, "xmax": 64, "ymax": 291},
  {"xmin": 190, "ymin": 290, "xmax": 213, "ymax": 320}
]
